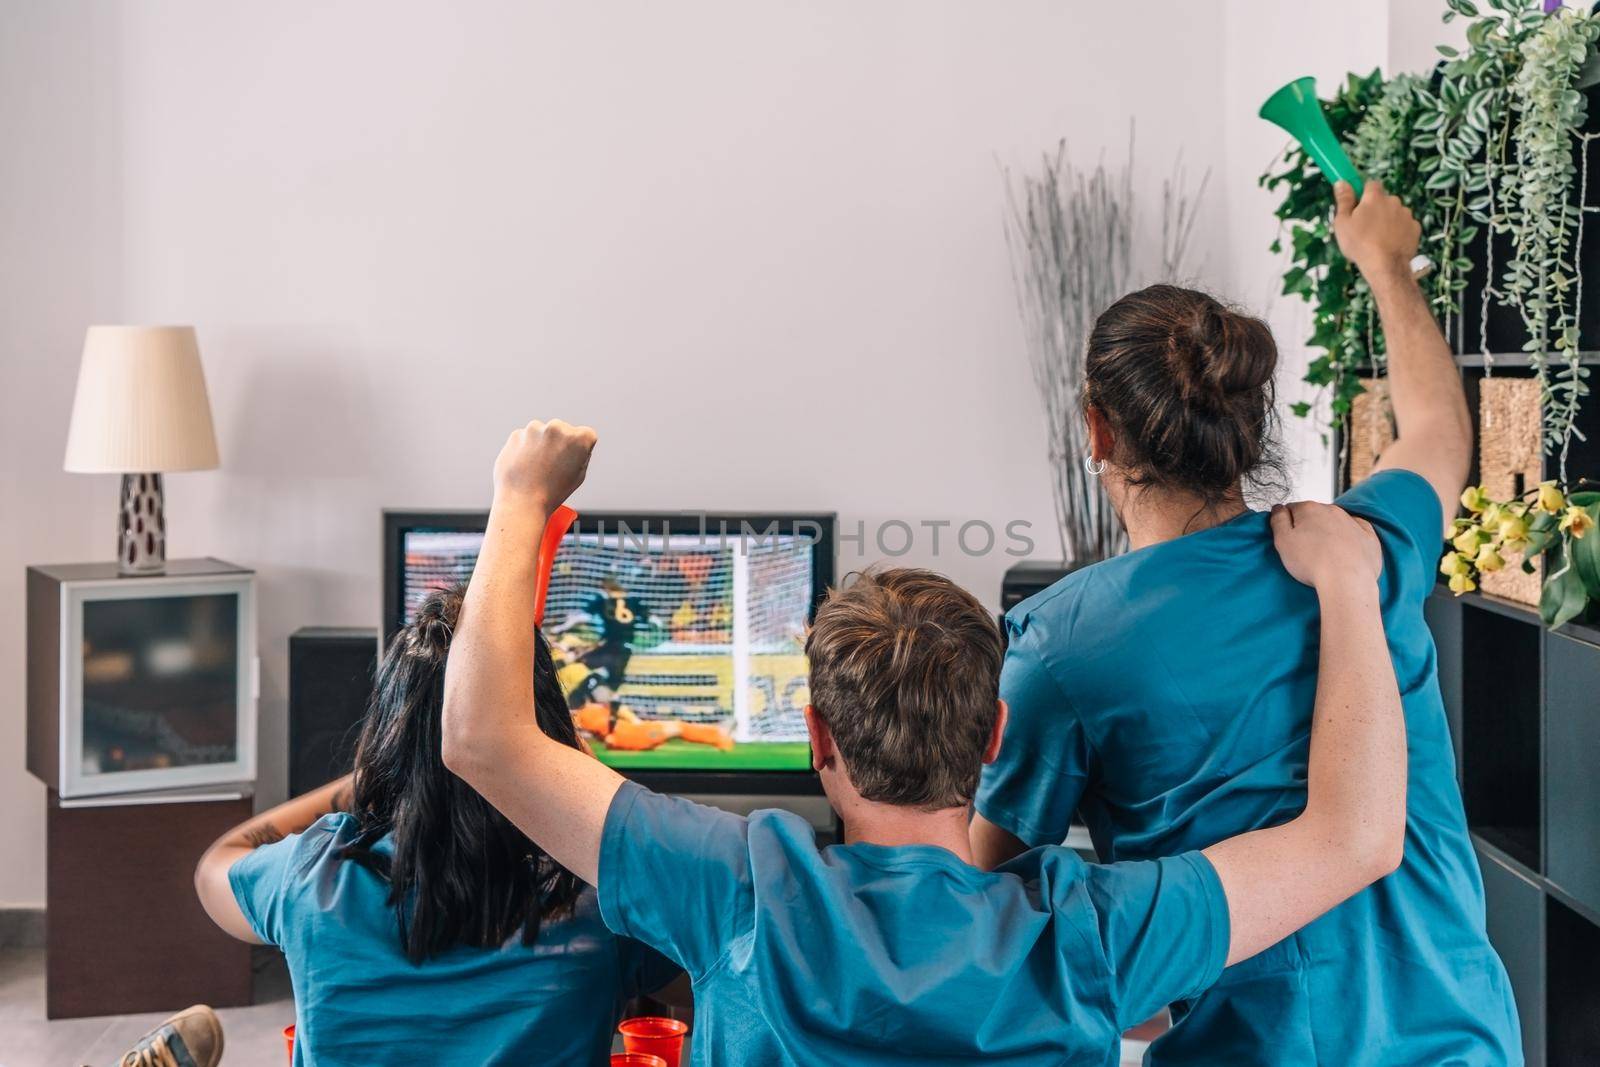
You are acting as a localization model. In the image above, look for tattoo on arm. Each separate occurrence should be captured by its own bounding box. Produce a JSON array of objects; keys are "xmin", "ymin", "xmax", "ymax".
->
[{"xmin": 242, "ymin": 824, "xmax": 286, "ymax": 850}]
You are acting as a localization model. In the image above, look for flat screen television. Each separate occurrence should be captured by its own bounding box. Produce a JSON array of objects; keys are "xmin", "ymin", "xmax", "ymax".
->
[{"xmin": 382, "ymin": 511, "xmax": 835, "ymax": 795}]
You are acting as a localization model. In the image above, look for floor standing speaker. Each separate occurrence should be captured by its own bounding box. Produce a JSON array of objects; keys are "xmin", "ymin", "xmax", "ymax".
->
[{"xmin": 288, "ymin": 626, "xmax": 378, "ymax": 796}]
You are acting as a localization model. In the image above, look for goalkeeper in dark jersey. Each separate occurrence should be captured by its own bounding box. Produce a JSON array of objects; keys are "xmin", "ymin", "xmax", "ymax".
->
[{"xmin": 553, "ymin": 576, "xmax": 657, "ymax": 711}]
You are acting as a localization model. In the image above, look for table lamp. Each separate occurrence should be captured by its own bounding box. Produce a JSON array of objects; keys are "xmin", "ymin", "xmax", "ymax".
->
[{"xmin": 63, "ymin": 325, "xmax": 220, "ymax": 574}]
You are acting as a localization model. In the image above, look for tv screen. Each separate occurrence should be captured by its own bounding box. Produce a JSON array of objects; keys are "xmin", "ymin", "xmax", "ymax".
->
[{"xmin": 384, "ymin": 512, "xmax": 834, "ymax": 785}]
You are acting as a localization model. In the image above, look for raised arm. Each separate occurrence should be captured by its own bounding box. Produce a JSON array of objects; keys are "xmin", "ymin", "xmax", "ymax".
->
[
  {"xmin": 194, "ymin": 774, "xmax": 352, "ymax": 943},
  {"xmin": 1334, "ymin": 180, "xmax": 1472, "ymax": 529},
  {"xmin": 1203, "ymin": 502, "xmax": 1406, "ymax": 966},
  {"xmin": 440, "ymin": 419, "xmax": 623, "ymax": 887}
]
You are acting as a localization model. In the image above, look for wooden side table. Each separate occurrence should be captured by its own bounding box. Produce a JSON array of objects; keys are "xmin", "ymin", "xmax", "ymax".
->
[
  {"xmin": 46, "ymin": 790, "xmax": 254, "ymax": 1018},
  {"xmin": 27, "ymin": 558, "xmax": 260, "ymax": 1018}
]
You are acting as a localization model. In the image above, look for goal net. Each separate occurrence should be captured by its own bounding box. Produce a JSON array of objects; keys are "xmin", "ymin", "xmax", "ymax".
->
[{"xmin": 544, "ymin": 527, "xmax": 813, "ymax": 742}]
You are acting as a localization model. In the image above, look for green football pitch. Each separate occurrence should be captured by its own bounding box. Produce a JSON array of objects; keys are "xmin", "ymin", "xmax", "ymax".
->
[{"xmin": 593, "ymin": 739, "xmax": 812, "ymax": 772}]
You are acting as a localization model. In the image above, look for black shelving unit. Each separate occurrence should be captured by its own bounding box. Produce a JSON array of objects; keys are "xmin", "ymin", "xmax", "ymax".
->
[
  {"xmin": 1323, "ymin": 79, "xmax": 1600, "ymax": 1058},
  {"xmin": 1334, "ymin": 300, "xmax": 1600, "ymax": 1059},
  {"xmin": 1426, "ymin": 588, "xmax": 1600, "ymax": 1066}
]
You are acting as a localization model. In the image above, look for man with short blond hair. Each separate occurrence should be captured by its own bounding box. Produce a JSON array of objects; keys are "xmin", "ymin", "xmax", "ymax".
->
[{"xmin": 442, "ymin": 418, "xmax": 1409, "ymax": 1065}]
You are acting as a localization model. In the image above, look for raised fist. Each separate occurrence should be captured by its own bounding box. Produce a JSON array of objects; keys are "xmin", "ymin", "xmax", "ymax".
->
[
  {"xmin": 492, "ymin": 419, "xmax": 597, "ymax": 515},
  {"xmin": 1333, "ymin": 180, "xmax": 1422, "ymax": 278}
]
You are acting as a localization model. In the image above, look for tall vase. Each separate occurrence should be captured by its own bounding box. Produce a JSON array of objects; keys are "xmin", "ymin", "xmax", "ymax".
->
[{"xmin": 118, "ymin": 472, "xmax": 166, "ymax": 574}]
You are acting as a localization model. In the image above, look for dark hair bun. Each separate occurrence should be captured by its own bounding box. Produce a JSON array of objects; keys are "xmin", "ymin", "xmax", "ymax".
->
[
  {"xmin": 1086, "ymin": 284, "xmax": 1284, "ymax": 499},
  {"xmin": 406, "ymin": 586, "xmax": 464, "ymax": 660},
  {"xmin": 1179, "ymin": 301, "xmax": 1278, "ymax": 411}
]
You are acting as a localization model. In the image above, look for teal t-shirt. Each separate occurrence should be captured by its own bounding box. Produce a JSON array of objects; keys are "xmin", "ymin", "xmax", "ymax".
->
[
  {"xmin": 598, "ymin": 780, "xmax": 1229, "ymax": 1065},
  {"xmin": 229, "ymin": 812, "xmax": 678, "ymax": 1067},
  {"xmin": 976, "ymin": 470, "xmax": 1522, "ymax": 1066}
]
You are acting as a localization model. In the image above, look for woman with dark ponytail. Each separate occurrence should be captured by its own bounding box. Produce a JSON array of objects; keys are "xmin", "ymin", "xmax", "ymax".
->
[
  {"xmin": 195, "ymin": 586, "xmax": 677, "ymax": 1066},
  {"xmin": 973, "ymin": 183, "xmax": 1520, "ymax": 1065}
]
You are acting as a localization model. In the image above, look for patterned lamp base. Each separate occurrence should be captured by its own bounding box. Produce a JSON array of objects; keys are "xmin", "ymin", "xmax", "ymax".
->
[{"xmin": 119, "ymin": 473, "xmax": 166, "ymax": 574}]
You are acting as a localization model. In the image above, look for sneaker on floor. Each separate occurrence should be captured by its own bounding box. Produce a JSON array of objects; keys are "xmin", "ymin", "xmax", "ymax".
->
[{"xmin": 110, "ymin": 1004, "xmax": 224, "ymax": 1067}]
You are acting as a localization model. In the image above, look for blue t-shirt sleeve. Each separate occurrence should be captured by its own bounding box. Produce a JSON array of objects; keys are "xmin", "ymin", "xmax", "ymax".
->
[
  {"xmin": 226, "ymin": 818, "xmax": 342, "ymax": 947},
  {"xmin": 1078, "ymin": 851, "xmax": 1230, "ymax": 1029},
  {"xmin": 1337, "ymin": 468, "xmax": 1445, "ymax": 599},
  {"xmin": 975, "ymin": 623, "xmax": 1093, "ymax": 846},
  {"xmin": 598, "ymin": 782, "xmax": 755, "ymax": 978}
]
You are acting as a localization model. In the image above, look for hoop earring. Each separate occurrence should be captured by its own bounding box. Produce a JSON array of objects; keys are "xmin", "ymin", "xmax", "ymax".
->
[{"xmin": 1084, "ymin": 455, "xmax": 1106, "ymax": 477}]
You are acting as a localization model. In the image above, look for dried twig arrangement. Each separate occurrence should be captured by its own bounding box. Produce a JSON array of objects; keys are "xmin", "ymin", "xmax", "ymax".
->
[{"xmin": 1003, "ymin": 132, "xmax": 1209, "ymax": 563}]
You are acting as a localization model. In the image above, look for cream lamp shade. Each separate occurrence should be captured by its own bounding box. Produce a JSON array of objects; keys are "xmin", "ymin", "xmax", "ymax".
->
[{"xmin": 63, "ymin": 325, "xmax": 220, "ymax": 473}]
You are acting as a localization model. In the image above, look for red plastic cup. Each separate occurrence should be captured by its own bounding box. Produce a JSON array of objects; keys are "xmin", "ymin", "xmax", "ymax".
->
[
  {"xmin": 283, "ymin": 1024, "xmax": 295, "ymax": 1064},
  {"xmin": 618, "ymin": 1016, "xmax": 688, "ymax": 1067},
  {"xmin": 611, "ymin": 1055, "xmax": 667, "ymax": 1067}
]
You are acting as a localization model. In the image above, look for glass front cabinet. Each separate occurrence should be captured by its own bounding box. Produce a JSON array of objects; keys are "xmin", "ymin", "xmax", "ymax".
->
[{"xmin": 27, "ymin": 559, "xmax": 257, "ymax": 800}]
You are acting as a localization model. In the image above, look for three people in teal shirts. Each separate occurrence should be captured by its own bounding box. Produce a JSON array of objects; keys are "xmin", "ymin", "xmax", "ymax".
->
[{"xmin": 195, "ymin": 178, "xmax": 1520, "ymax": 1065}]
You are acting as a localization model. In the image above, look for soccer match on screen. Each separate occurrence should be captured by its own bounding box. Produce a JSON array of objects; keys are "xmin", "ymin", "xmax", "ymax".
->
[{"xmin": 401, "ymin": 524, "xmax": 816, "ymax": 772}]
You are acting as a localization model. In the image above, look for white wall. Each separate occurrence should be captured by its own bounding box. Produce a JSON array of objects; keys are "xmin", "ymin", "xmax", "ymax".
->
[
  {"xmin": 1391, "ymin": 0, "xmax": 1469, "ymax": 78},
  {"xmin": 1, "ymin": 0, "xmax": 1245, "ymax": 906},
  {"xmin": 1215, "ymin": 0, "xmax": 1469, "ymax": 503},
  {"xmin": 1220, "ymin": 0, "xmax": 1391, "ymax": 502},
  {"xmin": 1, "ymin": 2, "xmax": 128, "ymax": 910}
]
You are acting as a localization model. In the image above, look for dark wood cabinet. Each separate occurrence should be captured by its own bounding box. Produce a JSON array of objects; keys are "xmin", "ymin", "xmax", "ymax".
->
[{"xmin": 46, "ymin": 790, "xmax": 253, "ymax": 1018}]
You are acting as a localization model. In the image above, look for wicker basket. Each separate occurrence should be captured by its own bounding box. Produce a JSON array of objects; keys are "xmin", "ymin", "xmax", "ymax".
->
[
  {"xmin": 1477, "ymin": 377, "xmax": 1543, "ymax": 607},
  {"xmin": 1349, "ymin": 379, "xmax": 1395, "ymax": 487}
]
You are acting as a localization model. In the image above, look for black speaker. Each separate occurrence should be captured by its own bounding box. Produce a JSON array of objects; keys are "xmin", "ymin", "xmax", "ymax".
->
[
  {"xmin": 999, "ymin": 560, "xmax": 1081, "ymax": 648},
  {"xmin": 1000, "ymin": 560, "xmax": 1080, "ymax": 613},
  {"xmin": 288, "ymin": 627, "xmax": 379, "ymax": 796}
]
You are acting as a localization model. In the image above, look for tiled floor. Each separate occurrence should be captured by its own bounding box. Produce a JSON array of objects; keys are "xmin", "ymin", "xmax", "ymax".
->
[
  {"xmin": 0, "ymin": 949, "xmax": 292, "ymax": 1067},
  {"xmin": 0, "ymin": 947, "xmax": 1149, "ymax": 1065}
]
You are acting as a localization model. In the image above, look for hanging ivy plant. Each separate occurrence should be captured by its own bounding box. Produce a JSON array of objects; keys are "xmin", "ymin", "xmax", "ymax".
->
[
  {"xmin": 1504, "ymin": 7, "xmax": 1600, "ymax": 468},
  {"xmin": 1416, "ymin": 0, "xmax": 1542, "ymax": 346},
  {"xmin": 1265, "ymin": 0, "xmax": 1600, "ymax": 469},
  {"xmin": 1261, "ymin": 70, "xmax": 1445, "ymax": 435},
  {"xmin": 1349, "ymin": 71, "xmax": 1449, "ymax": 375}
]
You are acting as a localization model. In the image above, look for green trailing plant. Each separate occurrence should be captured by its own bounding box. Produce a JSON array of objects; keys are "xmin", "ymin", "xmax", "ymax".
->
[
  {"xmin": 1265, "ymin": 0, "xmax": 1600, "ymax": 624},
  {"xmin": 1349, "ymin": 71, "xmax": 1448, "ymax": 376},
  {"xmin": 1265, "ymin": 0, "xmax": 1600, "ymax": 466},
  {"xmin": 1504, "ymin": 7, "xmax": 1600, "ymax": 470},
  {"xmin": 1416, "ymin": 0, "xmax": 1541, "ymax": 349}
]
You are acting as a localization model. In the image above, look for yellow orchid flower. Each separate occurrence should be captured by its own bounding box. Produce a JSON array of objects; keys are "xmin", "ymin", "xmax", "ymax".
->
[
  {"xmin": 1448, "ymin": 571, "xmax": 1477, "ymax": 595},
  {"xmin": 1460, "ymin": 485, "xmax": 1491, "ymax": 514},
  {"xmin": 1439, "ymin": 552, "xmax": 1472, "ymax": 578},
  {"xmin": 1452, "ymin": 526, "xmax": 1487, "ymax": 556},
  {"xmin": 1537, "ymin": 481, "xmax": 1566, "ymax": 513},
  {"xmin": 1561, "ymin": 506, "xmax": 1594, "ymax": 539},
  {"xmin": 1497, "ymin": 511, "xmax": 1530, "ymax": 554},
  {"xmin": 1474, "ymin": 544, "xmax": 1506, "ymax": 573}
]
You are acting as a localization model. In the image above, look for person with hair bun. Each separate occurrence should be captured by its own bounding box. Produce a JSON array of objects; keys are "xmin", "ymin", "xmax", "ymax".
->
[
  {"xmin": 972, "ymin": 180, "xmax": 1522, "ymax": 1066},
  {"xmin": 193, "ymin": 585, "xmax": 678, "ymax": 1066}
]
